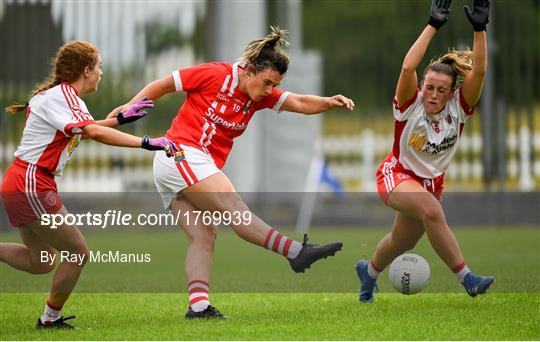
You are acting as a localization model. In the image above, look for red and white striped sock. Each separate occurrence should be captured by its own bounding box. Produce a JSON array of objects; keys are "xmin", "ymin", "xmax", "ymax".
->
[
  {"xmin": 367, "ymin": 259, "xmax": 382, "ymax": 279},
  {"xmin": 452, "ymin": 261, "xmax": 471, "ymax": 282},
  {"xmin": 188, "ymin": 280, "xmax": 210, "ymax": 312},
  {"xmin": 40, "ymin": 300, "xmax": 61, "ymax": 324},
  {"xmin": 263, "ymin": 229, "xmax": 302, "ymax": 259}
]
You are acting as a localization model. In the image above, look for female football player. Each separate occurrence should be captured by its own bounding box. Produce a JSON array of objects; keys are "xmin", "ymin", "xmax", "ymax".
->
[
  {"xmin": 1, "ymin": 40, "xmax": 177, "ymax": 328},
  {"xmin": 355, "ymin": 0, "xmax": 494, "ymax": 302},
  {"xmin": 111, "ymin": 27, "xmax": 354, "ymax": 319}
]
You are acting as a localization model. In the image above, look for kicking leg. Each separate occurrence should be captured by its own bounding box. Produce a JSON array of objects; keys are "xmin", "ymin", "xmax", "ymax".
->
[{"xmin": 182, "ymin": 172, "xmax": 342, "ymax": 273}]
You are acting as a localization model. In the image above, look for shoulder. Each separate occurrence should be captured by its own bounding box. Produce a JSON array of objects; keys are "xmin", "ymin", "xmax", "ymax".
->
[
  {"xmin": 28, "ymin": 85, "xmax": 61, "ymax": 108},
  {"xmin": 393, "ymin": 89, "xmax": 423, "ymax": 121},
  {"xmin": 394, "ymin": 89, "xmax": 421, "ymax": 113},
  {"xmin": 450, "ymin": 88, "xmax": 474, "ymax": 116}
]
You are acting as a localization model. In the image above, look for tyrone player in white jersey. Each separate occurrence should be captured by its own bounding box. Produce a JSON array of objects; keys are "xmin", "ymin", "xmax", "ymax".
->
[
  {"xmin": 110, "ymin": 27, "xmax": 354, "ymax": 319},
  {"xmin": 0, "ymin": 41, "xmax": 178, "ymax": 329},
  {"xmin": 356, "ymin": 0, "xmax": 494, "ymax": 302}
]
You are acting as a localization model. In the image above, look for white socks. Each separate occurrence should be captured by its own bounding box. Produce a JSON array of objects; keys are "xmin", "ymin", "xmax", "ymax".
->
[
  {"xmin": 41, "ymin": 301, "xmax": 61, "ymax": 324},
  {"xmin": 367, "ymin": 260, "xmax": 381, "ymax": 279},
  {"xmin": 453, "ymin": 262, "xmax": 471, "ymax": 282}
]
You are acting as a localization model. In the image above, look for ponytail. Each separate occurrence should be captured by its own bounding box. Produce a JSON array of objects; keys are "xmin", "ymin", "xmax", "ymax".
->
[
  {"xmin": 4, "ymin": 73, "xmax": 60, "ymax": 114},
  {"xmin": 424, "ymin": 49, "xmax": 473, "ymax": 89},
  {"xmin": 5, "ymin": 104, "xmax": 27, "ymax": 114},
  {"xmin": 238, "ymin": 26, "xmax": 290, "ymax": 75}
]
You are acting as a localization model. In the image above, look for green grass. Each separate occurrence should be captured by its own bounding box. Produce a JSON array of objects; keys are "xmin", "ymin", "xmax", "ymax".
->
[
  {"xmin": 0, "ymin": 293, "xmax": 538, "ymax": 340},
  {"xmin": 1, "ymin": 227, "xmax": 539, "ymax": 339}
]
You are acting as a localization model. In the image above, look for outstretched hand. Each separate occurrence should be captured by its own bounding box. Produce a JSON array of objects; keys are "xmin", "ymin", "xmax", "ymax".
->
[
  {"xmin": 328, "ymin": 95, "xmax": 355, "ymax": 111},
  {"xmin": 116, "ymin": 97, "xmax": 154, "ymax": 125},
  {"xmin": 464, "ymin": 0, "xmax": 490, "ymax": 31},
  {"xmin": 428, "ymin": 0, "xmax": 452, "ymax": 30},
  {"xmin": 141, "ymin": 135, "xmax": 179, "ymax": 157},
  {"xmin": 106, "ymin": 105, "xmax": 123, "ymax": 119}
]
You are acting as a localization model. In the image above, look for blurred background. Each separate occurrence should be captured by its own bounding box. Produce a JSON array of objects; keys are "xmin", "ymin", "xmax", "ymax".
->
[{"xmin": 0, "ymin": 0, "xmax": 539, "ymax": 228}]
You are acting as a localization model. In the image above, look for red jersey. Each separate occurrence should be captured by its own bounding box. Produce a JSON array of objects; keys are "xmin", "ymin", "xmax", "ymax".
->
[{"xmin": 166, "ymin": 62, "xmax": 289, "ymax": 169}]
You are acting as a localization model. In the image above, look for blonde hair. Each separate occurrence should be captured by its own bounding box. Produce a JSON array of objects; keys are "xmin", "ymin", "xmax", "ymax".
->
[
  {"xmin": 5, "ymin": 40, "xmax": 99, "ymax": 113},
  {"xmin": 424, "ymin": 49, "xmax": 473, "ymax": 90},
  {"xmin": 238, "ymin": 26, "xmax": 290, "ymax": 75}
]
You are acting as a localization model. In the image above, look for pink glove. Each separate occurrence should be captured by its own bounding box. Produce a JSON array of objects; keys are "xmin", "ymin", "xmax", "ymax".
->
[
  {"xmin": 141, "ymin": 135, "xmax": 179, "ymax": 157},
  {"xmin": 117, "ymin": 98, "xmax": 154, "ymax": 125}
]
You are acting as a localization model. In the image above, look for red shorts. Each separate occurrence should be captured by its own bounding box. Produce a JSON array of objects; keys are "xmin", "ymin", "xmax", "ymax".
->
[
  {"xmin": 1, "ymin": 158, "xmax": 63, "ymax": 227},
  {"xmin": 376, "ymin": 153, "xmax": 445, "ymax": 204}
]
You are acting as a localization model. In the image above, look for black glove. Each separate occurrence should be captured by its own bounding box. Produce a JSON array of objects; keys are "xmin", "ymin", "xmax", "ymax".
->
[
  {"xmin": 464, "ymin": 0, "xmax": 490, "ymax": 32},
  {"xmin": 428, "ymin": 0, "xmax": 452, "ymax": 30}
]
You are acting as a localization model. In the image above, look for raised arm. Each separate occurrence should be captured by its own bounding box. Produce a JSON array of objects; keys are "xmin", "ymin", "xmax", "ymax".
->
[
  {"xmin": 396, "ymin": 0, "xmax": 451, "ymax": 107},
  {"xmin": 461, "ymin": 0, "xmax": 490, "ymax": 107},
  {"xmin": 280, "ymin": 93, "xmax": 354, "ymax": 115}
]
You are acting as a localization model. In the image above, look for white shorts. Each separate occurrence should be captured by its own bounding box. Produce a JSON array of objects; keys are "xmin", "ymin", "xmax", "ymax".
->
[{"xmin": 153, "ymin": 144, "xmax": 220, "ymax": 209}]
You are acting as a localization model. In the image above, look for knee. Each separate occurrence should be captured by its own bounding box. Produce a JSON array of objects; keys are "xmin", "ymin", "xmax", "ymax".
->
[
  {"xmin": 30, "ymin": 261, "xmax": 56, "ymax": 275},
  {"xmin": 419, "ymin": 204, "xmax": 445, "ymax": 225},
  {"xmin": 70, "ymin": 244, "xmax": 90, "ymax": 267},
  {"xmin": 201, "ymin": 228, "xmax": 217, "ymax": 246},
  {"xmin": 30, "ymin": 248, "xmax": 56, "ymax": 274},
  {"xmin": 217, "ymin": 193, "xmax": 248, "ymax": 213}
]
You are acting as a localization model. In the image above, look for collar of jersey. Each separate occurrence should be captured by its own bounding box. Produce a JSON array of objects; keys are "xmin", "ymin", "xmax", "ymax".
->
[{"xmin": 61, "ymin": 81, "xmax": 79, "ymax": 96}]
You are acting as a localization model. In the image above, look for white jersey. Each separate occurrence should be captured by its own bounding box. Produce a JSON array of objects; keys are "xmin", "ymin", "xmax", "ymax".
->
[
  {"xmin": 14, "ymin": 82, "xmax": 96, "ymax": 176},
  {"xmin": 391, "ymin": 88, "xmax": 474, "ymax": 179}
]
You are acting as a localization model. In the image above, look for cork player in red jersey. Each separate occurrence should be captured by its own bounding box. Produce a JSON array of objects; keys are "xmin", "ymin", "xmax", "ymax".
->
[{"xmin": 111, "ymin": 27, "xmax": 355, "ymax": 319}]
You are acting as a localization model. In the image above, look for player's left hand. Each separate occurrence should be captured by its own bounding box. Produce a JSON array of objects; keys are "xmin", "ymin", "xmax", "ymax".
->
[
  {"xmin": 141, "ymin": 135, "xmax": 179, "ymax": 157},
  {"xmin": 464, "ymin": 0, "xmax": 490, "ymax": 32},
  {"xmin": 328, "ymin": 95, "xmax": 355, "ymax": 111}
]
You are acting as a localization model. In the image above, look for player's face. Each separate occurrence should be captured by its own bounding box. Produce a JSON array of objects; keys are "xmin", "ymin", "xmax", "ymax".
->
[
  {"xmin": 421, "ymin": 71, "xmax": 454, "ymax": 114},
  {"xmin": 246, "ymin": 67, "xmax": 283, "ymax": 102},
  {"xmin": 87, "ymin": 54, "xmax": 103, "ymax": 93}
]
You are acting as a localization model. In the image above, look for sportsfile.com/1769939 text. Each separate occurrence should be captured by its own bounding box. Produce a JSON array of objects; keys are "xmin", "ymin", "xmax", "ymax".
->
[{"xmin": 39, "ymin": 210, "xmax": 253, "ymax": 229}]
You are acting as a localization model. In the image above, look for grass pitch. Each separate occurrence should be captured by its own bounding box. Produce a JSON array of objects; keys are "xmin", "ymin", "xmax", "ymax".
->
[
  {"xmin": 1, "ymin": 293, "xmax": 538, "ymax": 340},
  {"xmin": 1, "ymin": 227, "xmax": 539, "ymax": 340}
]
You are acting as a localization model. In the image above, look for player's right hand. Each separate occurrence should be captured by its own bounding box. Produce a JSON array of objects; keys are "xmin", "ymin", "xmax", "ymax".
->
[
  {"xmin": 428, "ymin": 0, "xmax": 452, "ymax": 30},
  {"xmin": 141, "ymin": 135, "xmax": 179, "ymax": 157},
  {"xmin": 106, "ymin": 105, "xmax": 123, "ymax": 119},
  {"xmin": 116, "ymin": 98, "xmax": 154, "ymax": 125}
]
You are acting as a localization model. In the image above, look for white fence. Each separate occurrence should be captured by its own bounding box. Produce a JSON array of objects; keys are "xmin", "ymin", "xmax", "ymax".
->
[{"xmin": 323, "ymin": 128, "xmax": 539, "ymax": 191}]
